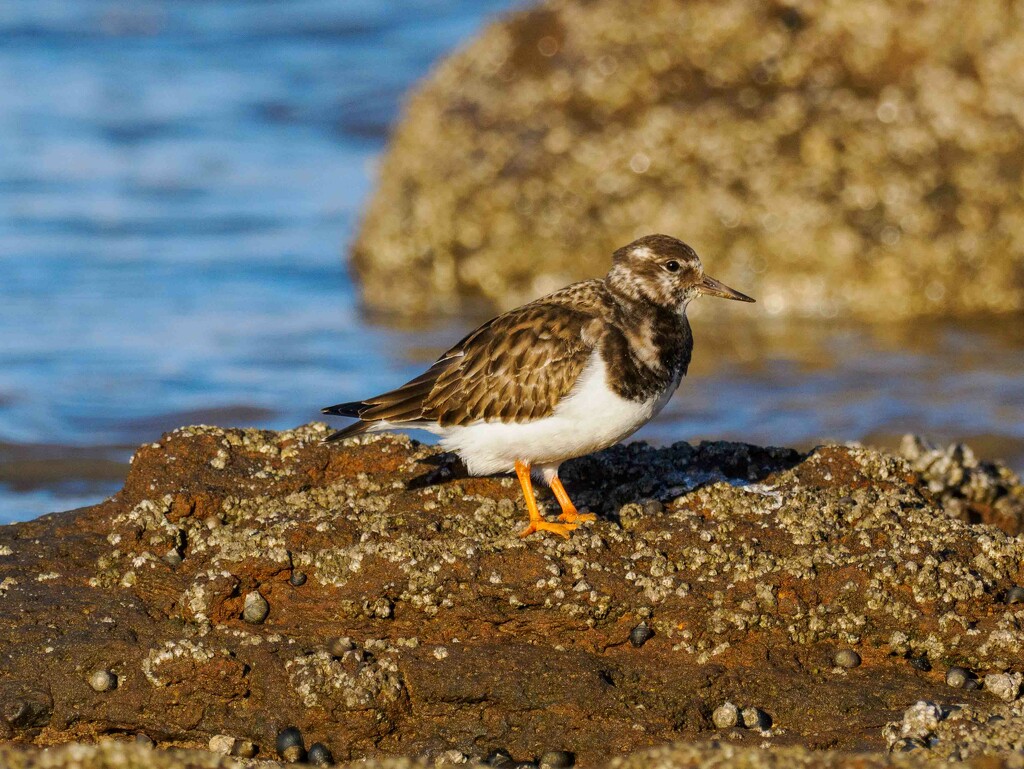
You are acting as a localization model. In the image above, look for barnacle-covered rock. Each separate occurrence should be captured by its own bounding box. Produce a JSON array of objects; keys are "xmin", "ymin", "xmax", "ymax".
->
[
  {"xmin": 1, "ymin": 425, "xmax": 1024, "ymax": 765},
  {"xmin": 354, "ymin": 0, "xmax": 1024, "ymax": 321}
]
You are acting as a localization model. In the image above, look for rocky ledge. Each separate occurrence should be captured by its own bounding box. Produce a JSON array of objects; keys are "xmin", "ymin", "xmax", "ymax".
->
[
  {"xmin": 1, "ymin": 425, "xmax": 1024, "ymax": 768},
  {"xmin": 353, "ymin": 0, "xmax": 1024, "ymax": 320}
]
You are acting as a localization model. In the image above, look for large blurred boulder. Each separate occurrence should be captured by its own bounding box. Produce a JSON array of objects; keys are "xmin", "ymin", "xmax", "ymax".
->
[{"xmin": 353, "ymin": 0, "xmax": 1024, "ymax": 320}]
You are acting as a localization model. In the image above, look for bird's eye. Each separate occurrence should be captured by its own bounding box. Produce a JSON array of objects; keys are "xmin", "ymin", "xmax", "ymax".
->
[{"xmin": 664, "ymin": 260, "xmax": 680, "ymax": 272}]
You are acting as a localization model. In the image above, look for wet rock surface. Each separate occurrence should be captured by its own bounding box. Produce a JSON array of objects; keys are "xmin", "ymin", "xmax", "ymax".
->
[
  {"xmin": 1, "ymin": 424, "xmax": 1024, "ymax": 767},
  {"xmin": 354, "ymin": 0, "xmax": 1024, "ymax": 320}
]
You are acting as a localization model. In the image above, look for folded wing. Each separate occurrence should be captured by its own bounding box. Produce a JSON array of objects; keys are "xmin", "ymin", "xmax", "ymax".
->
[{"xmin": 323, "ymin": 294, "xmax": 603, "ymax": 440}]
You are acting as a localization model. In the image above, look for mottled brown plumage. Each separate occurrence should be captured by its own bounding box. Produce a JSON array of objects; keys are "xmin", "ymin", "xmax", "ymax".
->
[
  {"xmin": 324, "ymin": 234, "xmax": 752, "ymax": 441},
  {"xmin": 323, "ymin": 234, "xmax": 753, "ymax": 538}
]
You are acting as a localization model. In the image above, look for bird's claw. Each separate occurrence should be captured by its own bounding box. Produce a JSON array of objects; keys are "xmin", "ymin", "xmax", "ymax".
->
[
  {"xmin": 519, "ymin": 520, "xmax": 578, "ymax": 539},
  {"xmin": 557, "ymin": 508, "xmax": 596, "ymax": 524}
]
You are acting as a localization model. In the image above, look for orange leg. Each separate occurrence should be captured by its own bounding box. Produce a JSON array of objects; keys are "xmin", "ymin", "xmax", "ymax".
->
[
  {"xmin": 515, "ymin": 461, "xmax": 578, "ymax": 538},
  {"xmin": 550, "ymin": 474, "xmax": 596, "ymax": 524}
]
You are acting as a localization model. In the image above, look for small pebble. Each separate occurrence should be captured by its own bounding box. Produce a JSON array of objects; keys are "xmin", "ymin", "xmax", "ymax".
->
[
  {"xmin": 4, "ymin": 700, "xmax": 28, "ymax": 723},
  {"xmin": 1004, "ymin": 586, "xmax": 1024, "ymax": 604},
  {"xmin": 281, "ymin": 745, "xmax": 304, "ymax": 764},
  {"xmin": 88, "ymin": 670, "xmax": 117, "ymax": 692},
  {"xmin": 307, "ymin": 742, "xmax": 334, "ymax": 766},
  {"xmin": 276, "ymin": 726, "xmax": 305, "ymax": 763},
  {"xmin": 641, "ymin": 499, "xmax": 664, "ymax": 515},
  {"xmin": 204, "ymin": 515, "xmax": 222, "ymax": 530},
  {"xmin": 134, "ymin": 734, "xmax": 154, "ymax": 748},
  {"xmin": 512, "ymin": 763, "xmax": 537, "ymax": 769},
  {"xmin": 485, "ymin": 749, "xmax": 514, "ymax": 767},
  {"xmin": 984, "ymin": 672, "xmax": 1023, "ymax": 702},
  {"xmin": 741, "ymin": 706, "xmax": 771, "ymax": 729},
  {"xmin": 834, "ymin": 650, "xmax": 861, "ymax": 669},
  {"xmin": 328, "ymin": 636, "xmax": 355, "ymax": 656},
  {"xmin": 712, "ymin": 701, "xmax": 739, "ymax": 729},
  {"xmin": 243, "ymin": 591, "xmax": 270, "ymax": 624},
  {"xmin": 629, "ymin": 622, "xmax": 654, "ymax": 648},
  {"xmin": 945, "ymin": 666, "xmax": 971, "ymax": 689},
  {"xmin": 963, "ymin": 678, "xmax": 982, "ymax": 691},
  {"xmin": 289, "ymin": 570, "xmax": 307, "ymax": 587},
  {"xmin": 232, "ymin": 740, "xmax": 257, "ymax": 758},
  {"xmin": 908, "ymin": 655, "xmax": 931, "ymax": 672},
  {"xmin": 162, "ymin": 548, "xmax": 183, "ymax": 567},
  {"xmin": 539, "ymin": 750, "xmax": 575, "ymax": 768},
  {"xmin": 894, "ymin": 737, "xmax": 925, "ymax": 752},
  {"xmin": 209, "ymin": 735, "xmax": 235, "ymax": 755}
]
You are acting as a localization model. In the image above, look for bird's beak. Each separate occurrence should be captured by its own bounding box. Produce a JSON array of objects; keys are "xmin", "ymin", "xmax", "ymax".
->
[{"xmin": 699, "ymin": 274, "xmax": 755, "ymax": 302}]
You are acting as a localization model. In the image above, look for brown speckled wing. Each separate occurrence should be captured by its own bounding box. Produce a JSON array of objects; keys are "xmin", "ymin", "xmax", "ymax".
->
[{"xmin": 354, "ymin": 281, "xmax": 608, "ymax": 427}]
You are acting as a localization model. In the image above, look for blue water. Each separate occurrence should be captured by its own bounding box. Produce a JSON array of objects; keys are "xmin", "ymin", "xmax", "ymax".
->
[{"xmin": 2, "ymin": 1, "xmax": 1023, "ymax": 522}]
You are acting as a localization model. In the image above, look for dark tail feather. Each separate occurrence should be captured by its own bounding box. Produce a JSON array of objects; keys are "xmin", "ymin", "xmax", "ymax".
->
[
  {"xmin": 322, "ymin": 401, "xmax": 372, "ymax": 442},
  {"xmin": 325, "ymin": 420, "xmax": 373, "ymax": 442},
  {"xmin": 322, "ymin": 401, "xmax": 365, "ymax": 417}
]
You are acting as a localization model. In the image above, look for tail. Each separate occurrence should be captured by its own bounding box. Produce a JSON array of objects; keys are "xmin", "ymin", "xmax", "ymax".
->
[
  {"xmin": 321, "ymin": 401, "xmax": 372, "ymax": 442},
  {"xmin": 322, "ymin": 401, "xmax": 364, "ymax": 418}
]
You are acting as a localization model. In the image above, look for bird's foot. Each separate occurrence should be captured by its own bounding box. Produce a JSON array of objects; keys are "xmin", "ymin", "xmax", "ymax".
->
[
  {"xmin": 519, "ymin": 519, "xmax": 578, "ymax": 539},
  {"xmin": 557, "ymin": 507, "xmax": 596, "ymax": 524}
]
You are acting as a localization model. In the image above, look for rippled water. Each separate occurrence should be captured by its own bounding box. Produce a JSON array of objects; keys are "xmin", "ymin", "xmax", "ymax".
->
[{"xmin": 2, "ymin": 1, "xmax": 1022, "ymax": 522}]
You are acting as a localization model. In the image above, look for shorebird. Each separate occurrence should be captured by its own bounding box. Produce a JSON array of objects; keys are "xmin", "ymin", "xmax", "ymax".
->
[{"xmin": 323, "ymin": 234, "xmax": 754, "ymax": 537}]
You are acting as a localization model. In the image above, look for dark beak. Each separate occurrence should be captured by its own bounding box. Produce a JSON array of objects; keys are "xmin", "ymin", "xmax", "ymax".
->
[{"xmin": 699, "ymin": 274, "xmax": 755, "ymax": 302}]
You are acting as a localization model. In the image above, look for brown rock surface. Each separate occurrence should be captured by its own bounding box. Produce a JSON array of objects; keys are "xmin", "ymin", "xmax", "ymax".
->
[
  {"xmin": 1, "ymin": 424, "xmax": 1024, "ymax": 767},
  {"xmin": 2, "ymin": 741, "xmax": 1024, "ymax": 769},
  {"xmin": 353, "ymin": 0, "xmax": 1024, "ymax": 320}
]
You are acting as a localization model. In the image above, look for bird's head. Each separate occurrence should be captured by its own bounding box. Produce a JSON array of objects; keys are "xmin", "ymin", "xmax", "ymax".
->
[{"xmin": 606, "ymin": 234, "xmax": 754, "ymax": 313}]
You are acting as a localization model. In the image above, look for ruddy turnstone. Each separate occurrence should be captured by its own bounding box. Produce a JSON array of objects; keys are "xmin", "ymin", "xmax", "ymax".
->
[{"xmin": 323, "ymin": 234, "xmax": 754, "ymax": 538}]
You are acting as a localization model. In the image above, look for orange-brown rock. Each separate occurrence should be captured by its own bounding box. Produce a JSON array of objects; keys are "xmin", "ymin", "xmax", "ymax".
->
[{"xmin": 1, "ymin": 424, "xmax": 1023, "ymax": 767}]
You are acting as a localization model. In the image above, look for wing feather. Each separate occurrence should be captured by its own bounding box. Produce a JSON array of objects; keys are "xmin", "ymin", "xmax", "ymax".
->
[
  {"xmin": 425, "ymin": 300, "xmax": 601, "ymax": 426},
  {"xmin": 325, "ymin": 280, "xmax": 610, "ymax": 433}
]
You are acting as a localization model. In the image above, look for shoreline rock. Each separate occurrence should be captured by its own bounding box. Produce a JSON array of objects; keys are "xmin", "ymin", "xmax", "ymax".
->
[
  {"xmin": 1, "ymin": 425, "xmax": 1023, "ymax": 766},
  {"xmin": 353, "ymin": 0, "xmax": 1024, "ymax": 320}
]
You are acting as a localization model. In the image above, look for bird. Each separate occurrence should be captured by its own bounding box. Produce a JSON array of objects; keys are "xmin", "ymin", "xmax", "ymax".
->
[{"xmin": 323, "ymin": 234, "xmax": 754, "ymax": 538}]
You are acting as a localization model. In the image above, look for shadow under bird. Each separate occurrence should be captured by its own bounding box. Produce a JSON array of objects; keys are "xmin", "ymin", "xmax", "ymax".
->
[{"xmin": 323, "ymin": 234, "xmax": 754, "ymax": 538}]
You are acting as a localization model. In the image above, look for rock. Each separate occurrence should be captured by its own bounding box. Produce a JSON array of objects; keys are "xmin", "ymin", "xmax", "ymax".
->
[
  {"xmin": 907, "ymin": 656, "xmax": 931, "ymax": 672},
  {"xmin": 242, "ymin": 591, "xmax": 269, "ymax": 624},
  {"xmin": 898, "ymin": 435, "xmax": 1024, "ymax": 534},
  {"xmin": 712, "ymin": 702, "xmax": 739, "ymax": 729},
  {"xmin": 1003, "ymin": 586, "xmax": 1024, "ymax": 604},
  {"xmin": 162, "ymin": 548, "xmax": 183, "ymax": 567},
  {"xmin": 741, "ymin": 706, "xmax": 771, "ymax": 730},
  {"xmin": 539, "ymin": 750, "xmax": 574, "ymax": 768},
  {"xmin": 231, "ymin": 740, "xmax": 257, "ymax": 758},
  {"xmin": 207, "ymin": 735, "xmax": 234, "ymax": 755},
  {"xmin": 353, "ymin": 0, "xmax": 1024, "ymax": 322},
  {"xmin": 276, "ymin": 726, "xmax": 305, "ymax": 763},
  {"xmin": 328, "ymin": 637, "xmax": 355, "ymax": 657},
  {"xmin": 833, "ymin": 650, "xmax": 861, "ymax": 669},
  {"xmin": 891, "ymin": 737, "xmax": 926, "ymax": 753},
  {"xmin": 307, "ymin": 742, "xmax": 334, "ymax": 766},
  {"xmin": 486, "ymin": 749, "xmax": 515, "ymax": 767},
  {"xmin": 891, "ymin": 701, "xmax": 945, "ymax": 743},
  {"xmin": 87, "ymin": 670, "xmax": 117, "ymax": 693},
  {"xmin": 984, "ymin": 673, "xmax": 1022, "ymax": 702},
  {"xmin": 1, "ymin": 425, "xmax": 1024, "ymax": 764},
  {"xmin": 945, "ymin": 667, "xmax": 971, "ymax": 689},
  {"xmin": 628, "ymin": 622, "xmax": 654, "ymax": 648},
  {"xmin": 11, "ymin": 740, "xmax": 1024, "ymax": 769}
]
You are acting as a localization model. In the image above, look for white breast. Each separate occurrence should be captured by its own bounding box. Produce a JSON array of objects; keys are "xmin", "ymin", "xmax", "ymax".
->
[{"xmin": 436, "ymin": 351, "xmax": 679, "ymax": 476}]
